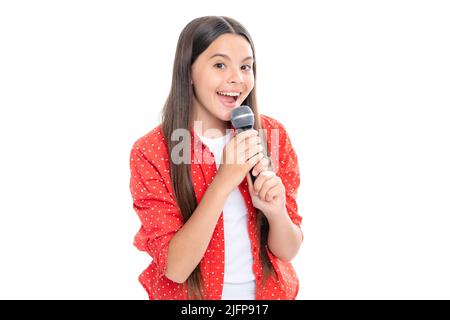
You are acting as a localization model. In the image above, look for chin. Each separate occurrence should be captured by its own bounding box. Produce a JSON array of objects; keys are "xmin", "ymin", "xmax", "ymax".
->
[
  {"xmin": 220, "ymin": 109, "xmax": 233, "ymax": 121},
  {"xmin": 218, "ymin": 114, "xmax": 231, "ymax": 122}
]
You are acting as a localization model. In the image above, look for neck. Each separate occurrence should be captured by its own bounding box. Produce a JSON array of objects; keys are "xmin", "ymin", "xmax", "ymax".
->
[{"xmin": 192, "ymin": 104, "xmax": 231, "ymax": 138}]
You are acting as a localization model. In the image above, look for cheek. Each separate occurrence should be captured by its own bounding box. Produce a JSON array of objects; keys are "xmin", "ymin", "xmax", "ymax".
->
[
  {"xmin": 245, "ymin": 76, "xmax": 255, "ymax": 93},
  {"xmin": 198, "ymin": 73, "xmax": 222, "ymax": 96}
]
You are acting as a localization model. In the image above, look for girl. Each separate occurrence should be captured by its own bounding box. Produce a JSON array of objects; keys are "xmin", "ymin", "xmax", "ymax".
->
[{"xmin": 129, "ymin": 16, "xmax": 303, "ymax": 300}]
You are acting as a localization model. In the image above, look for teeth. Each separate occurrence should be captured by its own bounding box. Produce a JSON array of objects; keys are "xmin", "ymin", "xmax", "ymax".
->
[{"xmin": 217, "ymin": 91, "xmax": 240, "ymax": 97}]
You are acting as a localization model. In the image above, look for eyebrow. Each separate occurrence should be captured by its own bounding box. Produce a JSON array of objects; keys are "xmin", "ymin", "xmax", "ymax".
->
[{"xmin": 209, "ymin": 53, "xmax": 254, "ymax": 62}]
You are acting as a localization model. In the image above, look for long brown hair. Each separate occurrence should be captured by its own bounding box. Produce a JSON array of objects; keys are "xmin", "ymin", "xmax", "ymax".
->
[{"xmin": 161, "ymin": 16, "xmax": 276, "ymax": 299}]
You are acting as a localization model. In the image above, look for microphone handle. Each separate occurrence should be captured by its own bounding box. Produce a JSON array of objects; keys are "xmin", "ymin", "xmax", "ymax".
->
[{"xmin": 250, "ymin": 170, "xmax": 258, "ymax": 184}]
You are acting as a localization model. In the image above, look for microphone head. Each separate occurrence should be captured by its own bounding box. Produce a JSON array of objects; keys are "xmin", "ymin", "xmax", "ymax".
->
[{"xmin": 231, "ymin": 105, "xmax": 254, "ymax": 131}]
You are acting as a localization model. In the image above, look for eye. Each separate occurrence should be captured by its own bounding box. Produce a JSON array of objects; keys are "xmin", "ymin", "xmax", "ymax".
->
[
  {"xmin": 242, "ymin": 64, "xmax": 253, "ymax": 71},
  {"xmin": 214, "ymin": 63, "xmax": 225, "ymax": 69}
]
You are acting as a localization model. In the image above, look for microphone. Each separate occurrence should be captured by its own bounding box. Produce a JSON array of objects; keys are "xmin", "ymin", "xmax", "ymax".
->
[{"xmin": 230, "ymin": 105, "xmax": 259, "ymax": 184}]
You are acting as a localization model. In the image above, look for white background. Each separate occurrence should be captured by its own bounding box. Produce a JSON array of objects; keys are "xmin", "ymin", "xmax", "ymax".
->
[{"xmin": 1, "ymin": 0, "xmax": 449, "ymax": 299}]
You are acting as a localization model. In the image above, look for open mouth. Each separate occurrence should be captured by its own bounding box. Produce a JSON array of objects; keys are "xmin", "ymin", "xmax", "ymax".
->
[
  {"xmin": 217, "ymin": 91, "xmax": 241, "ymax": 101},
  {"xmin": 217, "ymin": 91, "xmax": 241, "ymax": 103}
]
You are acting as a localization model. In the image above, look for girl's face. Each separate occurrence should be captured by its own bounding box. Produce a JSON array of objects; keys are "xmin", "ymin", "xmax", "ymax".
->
[{"xmin": 191, "ymin": 33, "xmax": 255, "ymax": 133}]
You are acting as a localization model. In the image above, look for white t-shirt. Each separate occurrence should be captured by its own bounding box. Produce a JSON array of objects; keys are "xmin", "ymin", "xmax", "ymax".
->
[{"xmin": 196, "ymin": 130, "xmax": 256, "ymax": 300}]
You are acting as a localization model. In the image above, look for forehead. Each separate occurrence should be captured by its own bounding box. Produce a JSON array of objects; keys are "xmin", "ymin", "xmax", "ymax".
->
[{"xmin": 203, "ymin": 34, "xmax": 253, "ymax": 59}]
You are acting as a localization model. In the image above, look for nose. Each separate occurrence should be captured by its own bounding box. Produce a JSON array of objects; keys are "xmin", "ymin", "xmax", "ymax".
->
[{"xmin": 227, "ymin": 67, "xmax": 244, "ymax": 84}]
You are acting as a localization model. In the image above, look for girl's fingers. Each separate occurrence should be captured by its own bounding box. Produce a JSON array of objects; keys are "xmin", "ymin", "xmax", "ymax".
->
[
  {"xmin": 247, "ymin": 151, "xmax": 264, "ymax": 168},
  {"xmin": 240, "ymin": 135, "xmax": 261, "ymax": 152},
  {"xmin": 245, "ymin": 143, "xmax": 263, "ymax": 162},
  {"xmin": 253, "ymin": 171, "xmax": 275, "ymax": 195},
  {"xmin": 235, "ymin": 129, "xmax": 258, "ymax": 144},
  {"xmin": 258, "ymin": 175, "xmax": 280, "ymax": 201},
  {"xmin": 265, "ymin": 184, "xmax": 284, "ymax": 202},
  {"xmin": 252, "ymin": 157, "xmax": 269, "ymax": 176}
]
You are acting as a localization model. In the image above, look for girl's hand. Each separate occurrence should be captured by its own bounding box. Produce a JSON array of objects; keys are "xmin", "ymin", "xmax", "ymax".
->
[
  {"xmin": 216, "ymin": 129, "xmax": 264, "ymax": 193},
  {"xmin": 251, "ymin": 155, "xmax": 270, "ymax": 178},
  {"xmin": 246, "ymin": 171, "xmax": 286, "ymax": 219}
]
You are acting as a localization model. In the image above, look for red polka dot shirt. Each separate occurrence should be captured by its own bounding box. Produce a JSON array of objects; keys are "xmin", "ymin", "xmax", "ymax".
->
[{"xmin": 129, "ymin": 114, "xmax": 302, "ymax": 300}]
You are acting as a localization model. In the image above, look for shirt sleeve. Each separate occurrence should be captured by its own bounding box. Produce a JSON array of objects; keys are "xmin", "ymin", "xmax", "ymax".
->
[
  {"xmin": 129, "ymin": 145, "xmax": 183, "ymax": 278},
  {"xmin": 271, "ymin": 121, "xmax": 302, "ymax": 227}
]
